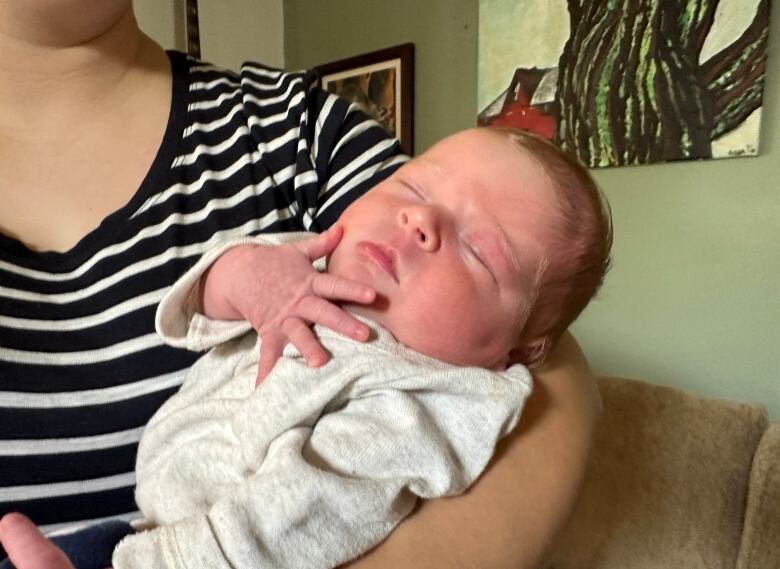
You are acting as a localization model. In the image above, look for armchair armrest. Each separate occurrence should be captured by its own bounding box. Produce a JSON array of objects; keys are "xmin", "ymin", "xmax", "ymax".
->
[{"xmin": 737, "ymin": 421, "xmax": 780, "ymax": 569}]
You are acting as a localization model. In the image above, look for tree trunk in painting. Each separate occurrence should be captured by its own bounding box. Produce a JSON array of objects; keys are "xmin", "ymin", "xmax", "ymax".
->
[{"xmin": 556, "ymin": 0, "xmax": 770, "ymax": 167}]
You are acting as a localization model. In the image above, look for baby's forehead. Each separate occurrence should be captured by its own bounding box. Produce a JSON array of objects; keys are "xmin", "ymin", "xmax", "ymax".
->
[
  {"xmin": 401, "ymin": 153, "xmax": 445, "ymax": 179},
  {"xmin": 404, "ymin": 131, "xmax": 564, "ymax": 220}
]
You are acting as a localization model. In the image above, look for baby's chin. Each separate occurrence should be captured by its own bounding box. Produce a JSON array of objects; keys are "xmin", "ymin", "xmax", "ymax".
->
[
  {"xmin": 341, "ymin": 298, "xmax": 430, "ymax": 356},
  {"xmin": 342, "ymin": 297, "xmax": 392, "ymax": 330},
  {"xmin": 343, "ymin": 304, "xmax": 509, "ymax": 370}
]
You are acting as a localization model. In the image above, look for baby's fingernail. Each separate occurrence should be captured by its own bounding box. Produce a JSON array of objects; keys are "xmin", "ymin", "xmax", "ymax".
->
[{"xmin": 354, "ymin": 326, "xmax": 369, "ymax": 340}]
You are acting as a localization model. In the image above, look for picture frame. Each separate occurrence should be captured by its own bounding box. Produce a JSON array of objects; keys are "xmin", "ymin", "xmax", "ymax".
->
[
  {"xmin": 477, "ymin": 0, "xmax": 770, "ymax": 167},
  {"xmin": 317, "ymin": 43, "xmax": 415, "ymax": 155},
  {"xmin": 183, "ymin": 0, "xmax": 201, "ymax": 58},
  {"xmin": 173, "ymin": 0, "xmax": 201, "ymax": 58}
]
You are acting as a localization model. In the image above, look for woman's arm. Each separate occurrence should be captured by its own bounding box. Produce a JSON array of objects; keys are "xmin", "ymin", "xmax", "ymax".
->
[{"xmin": 344, "ymin": 331, "xmax": 601, "ymax": 569}]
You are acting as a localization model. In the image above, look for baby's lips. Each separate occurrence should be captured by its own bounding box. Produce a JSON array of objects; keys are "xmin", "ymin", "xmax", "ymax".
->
[{"xmin": 356, "ymin": 241, "xmax": 399, "ymax": 282}]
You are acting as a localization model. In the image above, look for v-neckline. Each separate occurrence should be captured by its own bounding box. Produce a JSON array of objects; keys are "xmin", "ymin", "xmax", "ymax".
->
[{"xmin": 0, "ymin": 50, "xmax": 190, "ymax": 272}]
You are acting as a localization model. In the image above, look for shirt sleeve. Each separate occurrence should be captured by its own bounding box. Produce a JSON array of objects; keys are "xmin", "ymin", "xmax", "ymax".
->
[
  {"xmin": 112, "ymin": 364, "xmax": 531, "ymax": 569},
  {"xmin": 292, "ymin": 71, "xmax": 408, "ymax": 232}
]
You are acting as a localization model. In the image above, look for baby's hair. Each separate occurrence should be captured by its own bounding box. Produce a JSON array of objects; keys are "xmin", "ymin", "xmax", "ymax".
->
[{"xmin": 486, "ymin": 127, "xmax": 613, "ymax": 367}]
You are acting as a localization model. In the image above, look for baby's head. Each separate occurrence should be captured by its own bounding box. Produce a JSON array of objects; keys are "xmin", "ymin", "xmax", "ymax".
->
[{"xmin": 328, "ymin": 127, "xmax": 611, "ymax": 369}]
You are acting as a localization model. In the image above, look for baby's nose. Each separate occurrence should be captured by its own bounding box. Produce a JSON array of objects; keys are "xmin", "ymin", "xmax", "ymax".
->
[{"xmin": 398, "ymin": 206, "xmax": 441, "ymax": 251}]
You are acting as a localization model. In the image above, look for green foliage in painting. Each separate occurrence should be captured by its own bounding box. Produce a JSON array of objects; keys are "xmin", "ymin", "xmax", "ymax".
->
[{"xmin": 556, "ymin": 0, "xmax": 770, "ymax": 167}]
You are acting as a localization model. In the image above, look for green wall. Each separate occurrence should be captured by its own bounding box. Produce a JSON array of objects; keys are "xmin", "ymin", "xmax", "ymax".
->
[{"xmin": 285, "ymin": 0, "xmax": 780, "ymax": 418}]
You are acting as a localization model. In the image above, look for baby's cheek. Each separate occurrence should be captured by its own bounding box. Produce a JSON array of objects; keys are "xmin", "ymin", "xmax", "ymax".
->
[
  {"xmin": 396, "ymin": 288, "xmax": 479, "ymax": 357},
  {"xmin": 329, "ymin": 255, "xmax": 374, "ymax": 288}
]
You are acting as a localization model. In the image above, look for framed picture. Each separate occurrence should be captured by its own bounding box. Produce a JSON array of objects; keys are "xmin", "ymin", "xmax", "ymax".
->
[
  {"xmin": 478, "ymin": 0, "xmax": 770, "ymax": 168},
  {"xmin": 173, "ymin": 0, "xmax": 201, "ymax": 57},
  {"xmin": 317, "ymin": 43, "xmax": 415, "ymax": 155}
]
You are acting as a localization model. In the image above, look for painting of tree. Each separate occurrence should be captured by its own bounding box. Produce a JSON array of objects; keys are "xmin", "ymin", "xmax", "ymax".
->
[{"xmin": 478, "ymin": 0, "xmax": 771, "ymax": 167}]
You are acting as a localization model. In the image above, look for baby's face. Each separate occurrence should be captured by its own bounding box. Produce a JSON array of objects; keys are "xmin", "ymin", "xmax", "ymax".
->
[{"xmin": 328, "ymin": 129, "xmax": 559, "ymax": 369}]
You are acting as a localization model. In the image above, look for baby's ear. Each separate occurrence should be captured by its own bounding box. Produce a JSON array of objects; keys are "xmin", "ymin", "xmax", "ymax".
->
[{"xmin": 509, "ymin": 336, "xmax": 551, "ymax": 368}]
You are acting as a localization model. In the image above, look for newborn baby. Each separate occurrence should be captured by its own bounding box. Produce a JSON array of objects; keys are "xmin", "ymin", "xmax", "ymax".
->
[{"xmin": 3, "ymin": 127, "xmax": 611, "ymax": 569}]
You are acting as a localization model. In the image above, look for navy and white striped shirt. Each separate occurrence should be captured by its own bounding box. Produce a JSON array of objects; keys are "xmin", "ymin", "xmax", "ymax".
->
[{"xmin": 0, "ymin": 51, "xmax": 406, "ymax": 533}]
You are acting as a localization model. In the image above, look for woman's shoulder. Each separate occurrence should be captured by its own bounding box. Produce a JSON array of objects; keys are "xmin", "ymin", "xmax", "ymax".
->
[
  {"xmin": 168, "ymin": 50, "xmax": 346, "ymax": 167},
  {"xmin": 171, "ymin": 50, "xmax": 319, "ymax": 108}
]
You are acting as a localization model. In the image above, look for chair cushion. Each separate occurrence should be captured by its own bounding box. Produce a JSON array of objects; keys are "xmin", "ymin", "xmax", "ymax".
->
[{"xmin": 549, "ymin": 376, "xmax": 769, "ymax": 569}]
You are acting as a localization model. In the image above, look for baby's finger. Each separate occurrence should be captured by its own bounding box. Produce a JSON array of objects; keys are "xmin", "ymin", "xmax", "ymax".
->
[
  {"xmin": 0, "ymin": 513, "xmax": 74, "ymax": 569},
  {"xmin": 297, "ymin": 225, "xmax": 343, "ymax": 261},
  {"xmin": 297, "ymin": 296, "xmax": 371, "ymax": 342},
  {"xmin": 312, "ymin": 273, "xmax": 375, "ymax": 304},
  {"xmin": 257, "ymin": 334, "xmax": 285, "ymax": 386},
  {"xmin": 282, "ymin": 317, "xmax": 329, "ymax": 368}
]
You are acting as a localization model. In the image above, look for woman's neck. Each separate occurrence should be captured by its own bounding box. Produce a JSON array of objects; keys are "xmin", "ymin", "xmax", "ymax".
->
[{"xmin": 0, "ymin": 3, "xmax": 165, "ymax": 140}]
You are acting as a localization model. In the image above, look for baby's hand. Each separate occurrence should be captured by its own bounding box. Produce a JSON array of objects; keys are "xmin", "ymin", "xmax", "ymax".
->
[
  {"xmin": 200, "ymin": 226, "xmax": 376, "ymax": 385},
  {"xmin": 0, "ymin": 513, "xmax": 76, "ymax": 569}
]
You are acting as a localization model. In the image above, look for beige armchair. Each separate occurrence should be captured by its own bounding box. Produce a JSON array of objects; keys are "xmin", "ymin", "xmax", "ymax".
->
[{"xmin": 550, "ymin": 376, "xmax": 779, "ymax": 569}]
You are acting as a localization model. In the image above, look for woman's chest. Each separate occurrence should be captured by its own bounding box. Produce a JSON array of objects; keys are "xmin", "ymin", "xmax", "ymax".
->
[
  {"xmin": 0, "ymin": 92, "xmax": 169, "ymax": 254},
  {"xmin": 0, "ymin": 146, "xmax": 156, "ymax": 253}
]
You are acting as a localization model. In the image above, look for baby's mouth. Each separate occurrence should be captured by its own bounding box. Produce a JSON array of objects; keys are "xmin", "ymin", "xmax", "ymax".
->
[{"xmin": 356, "ymin": 242, "xmax": 398, "ymax": 282}]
